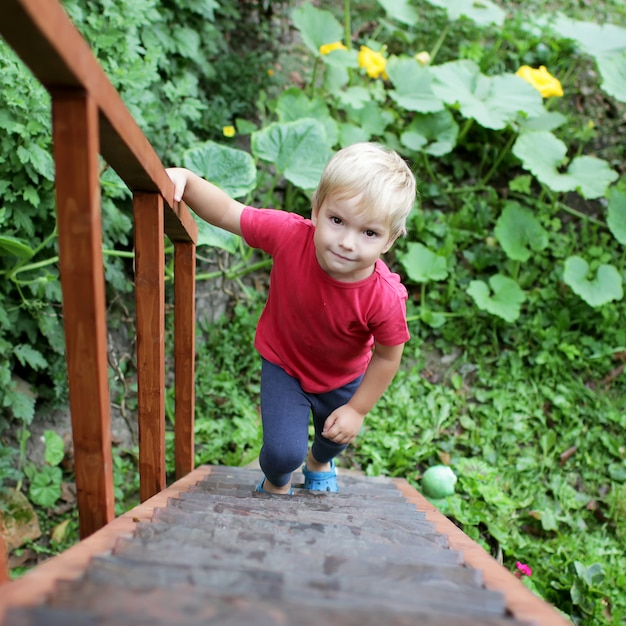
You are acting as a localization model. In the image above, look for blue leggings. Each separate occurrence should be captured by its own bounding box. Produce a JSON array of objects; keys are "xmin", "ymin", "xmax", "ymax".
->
[{"xmin": 259, "ymin": 359, "xmax": 364, "ymax": 487}]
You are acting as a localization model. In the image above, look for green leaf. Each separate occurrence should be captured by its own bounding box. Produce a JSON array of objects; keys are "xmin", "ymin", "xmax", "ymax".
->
[
  {"xmin": 430, "ymin": 61, "xmax": 545, "ymax": 129},
  {"xmin": 607, "ymin": 188, "xmax": 626, "ymax": 245},
  {"xmin": 344, "ymin": 101, "xmax": 393, "ymax": 139},
  {"xmin": 339, "ymin": 123, "xmax": 370, "ymax": 146},
  {"xmin": 563, "ymin": 256, "xmax": 623, "ymax": 307},
  {"xmin": 275, "ymin": 88, "xmax": 339, "ymax": 145},
  {"xmin": 387, "ymin": 56, "xmax": 445, "ymax": 113},
  {"xmin": 14, "ymin": 344, "xmax": 48, "ymax": 370},
  {"xmin": 182, "ymin": 141, "xmax": 257, "ymax": 199},
  {"xmin": 424, "ymin": 0, "xmax": 505, "ymax": 26},
  {"xmin": 251, "ymin": 119, "xmax": 333, "ymax": 191},
  {"xmin": 291, "ymin": 4, "xmax": 343, "ymax": 55},
  {"xmin": 0, "ymin": 235, "xmax": 35, "ymax": 259},
  {"xmin": 494, "ymin": 202, "xmax": 548, "ymax": 262},
  {"xmin": 376, "ymin": 0, "xmax": 419, "ymax": 26},
  {"xmin": 3, "ymin": 386, "xmax": 36, "ymax": 422},
  {"xmin": 44, "ymin": 430, "xmax": 65, "ymax": 466},
  {"xmin": 512, "ymin": 131, "xmax": 618, "ymax": 198},
  {"xmin": 336, "ymin": 86, "xmax": 371, "ymax": 110},
  {"xmin": 467, "ymin": 275, "xmax": 526, "ymax": 322},
  {"xmin": 400, "ymin": 110, "xmax": 459, "ymax": 156},
  {"xmin": 398, "ymin": 242, "xmax": 448, "ymax": 283},
  {"xmin": 545, "ymin": 14, "xmax": 626, "ymax": 103},
  {"xmin": 28, "ymin": 466, "xmax": 62, "ymax": 507},
  {"xmin": 194, "ymin": 216, "xmax": 240, "ymax": 254}
]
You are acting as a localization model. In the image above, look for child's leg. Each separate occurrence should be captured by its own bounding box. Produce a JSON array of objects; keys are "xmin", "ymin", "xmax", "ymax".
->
[
  {"xmin": 308, "ymin": 374, "xmax": 364, "ymax": 469},
  {"xmin": 258, "ymin": 359, "xmax": 312, "ymax": 491}
]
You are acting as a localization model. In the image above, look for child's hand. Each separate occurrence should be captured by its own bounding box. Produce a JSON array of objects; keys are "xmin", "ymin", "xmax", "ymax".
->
[
  {"xmin": 166, "ymin": 167, "xmax": 188, "ymax": 203},
  {"xmin": 322, "ymin": 405, "xmax": 366, "ymax": 445}
]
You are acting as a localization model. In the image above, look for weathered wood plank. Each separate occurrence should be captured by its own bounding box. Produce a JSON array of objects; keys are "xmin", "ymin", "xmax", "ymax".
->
[
  {"xmin": 0, "ymin": 534, "xmax": 8, "ymax": 584},
  {"xmin": 174, "ymin": 241, "xmax": 196, "ymax": 479},
  {"xmin": 133, "ymin": 193, "xmax": 166, "ymax": 501},
  {"xmin": 1, "ymin": 0, "xmax": 197, "ymax": 243},
  {"xmin": 51, "ymin": 89, "xmax": 115, "ymax": 538}
]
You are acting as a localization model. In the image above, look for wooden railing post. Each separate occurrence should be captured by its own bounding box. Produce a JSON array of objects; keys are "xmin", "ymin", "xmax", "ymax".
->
[
  {"xmin": 174, "ymin": 241, "xmax": 196, "ymax": 479},
  {"xmin": 133, "ymin": 192, "xmax": 166, "ymax": 501},
  {"xmin": 51, "ymin": 89, "xmax": 115, "ymax": 538},
  {"xmin": 0, "ymin": 533, "xmax": 8, "ymax": 584}
]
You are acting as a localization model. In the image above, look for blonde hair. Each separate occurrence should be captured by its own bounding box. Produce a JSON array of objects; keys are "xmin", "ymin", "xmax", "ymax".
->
[{"xmin": 311, "ymin": 142, "xmax": 417, "ymax": 241}]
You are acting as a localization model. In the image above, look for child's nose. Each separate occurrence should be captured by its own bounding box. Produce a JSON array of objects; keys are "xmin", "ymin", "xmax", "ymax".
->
[{"xmin": 340, "ymin": 232, "xmax": 356, "ymax": 250}]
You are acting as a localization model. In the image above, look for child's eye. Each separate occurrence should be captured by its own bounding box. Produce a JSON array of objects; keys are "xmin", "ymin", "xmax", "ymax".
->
[
  {"xmin": 364, "ymin": 230, "xmax": 378, "ymax": 238},
  {"xmin": 331, "ymin": 216, "xmax": 342, "ymax": 225}
]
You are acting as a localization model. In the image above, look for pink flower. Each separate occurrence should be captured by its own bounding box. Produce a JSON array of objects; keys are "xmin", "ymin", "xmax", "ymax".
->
[{"xmin": 515, "ymin": 561, "xmax": 532, "ymax": 577}]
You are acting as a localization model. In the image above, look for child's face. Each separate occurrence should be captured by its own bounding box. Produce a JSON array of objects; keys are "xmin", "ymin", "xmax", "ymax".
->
[{"xmin": 311, "ymin": 194, "xmax": 395, "ymax": 282}]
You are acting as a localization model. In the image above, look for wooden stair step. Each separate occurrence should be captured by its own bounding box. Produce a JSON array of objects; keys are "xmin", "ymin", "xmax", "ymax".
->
[
  {"xmin": 70, "ymin": 554, "xmax": 509, "ymax": 616},
  {"xmin": 148, "ymin": 508, "xmax": 453, "ymax": 554},
  {"xmin": 7, "ymin": 582, "xmax": 533, "ymax": 626},
  {"xmin": 130, "ymin": 518, "xmax": 462, "ymax": 566},
  {"xmin": 168, "ymin": 496, "xmax": 440, "ymax": 536},
  {"xmin": 110, "ymin": 534, "xmax": 481, "ymax": 587}
]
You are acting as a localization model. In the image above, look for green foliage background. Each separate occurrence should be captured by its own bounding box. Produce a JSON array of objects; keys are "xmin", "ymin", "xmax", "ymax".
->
[{"xmin": 1, "ymin": 0, "xmax": 626, "ymax": 623}]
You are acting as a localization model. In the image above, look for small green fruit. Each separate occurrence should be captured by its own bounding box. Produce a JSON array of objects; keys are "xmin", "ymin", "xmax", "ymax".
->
[{"xmin": 421, "ymin": 465, "xmax": 457, "ymax": 499}]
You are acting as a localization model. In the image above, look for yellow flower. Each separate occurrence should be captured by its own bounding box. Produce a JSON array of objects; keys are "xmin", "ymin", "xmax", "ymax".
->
[
  {"xmin": 319, "ymin": 41, "xmax": 347, "ymax": 56},
  {"xmin": 222, "ymin": 125, "xmax": 236, "ymax": 138},
  {"xmin": 358, "ymin": 45, "xmax": 388, "ymax": 80},
  {"xmin": 267, "ymin": 68, "xmax": 274, "ymax": 76},
  {"xmin": 515, "ymin": 65, "xmax": 563, "ymax": 98},
  {"xmin": 414, "ymin": 51, "xmax": 431, "ymax": 66}
]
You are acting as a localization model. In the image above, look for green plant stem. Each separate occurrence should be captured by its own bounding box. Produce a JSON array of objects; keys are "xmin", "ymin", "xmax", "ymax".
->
[
  {"xmin": 456, "ymin": 118, "xmax": 474, "ymax": 143},
  {"xmin": 556, "ymin": 201, "xmax": 606, "ymax": 228},
  {"xmin": 7, "ymin": 256, "xmax": 59, "ymax": 282},
  {"xmin": 309, "ymin": 56, "xmax": 319, "ymax": 97},
  {"xmin": 429, "ymin": 23, "xmax": 449, "ymax": 64},
  {"xmin": 263, "ymin": 172, "xmax": 282, "ymax": 208},
  {"xmin": 481, "ymin": 131, "xmax": 517, "ymax": 186},
  {"xmin": 195, "ymin": 258, "xmax": 272, "ymax": 282},
  {"xmin": 421, "ymin": 153, "xmax": 437, "ymax": 184},
  {"xmin": 344, "ymin": 0, "xmax": 351, "ymax": 49}
]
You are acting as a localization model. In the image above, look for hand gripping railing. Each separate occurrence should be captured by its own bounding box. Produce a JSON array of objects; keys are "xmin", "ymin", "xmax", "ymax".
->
[{"xmin": 0, "ymin": 0, "xmax": 199, "ymax": 570}]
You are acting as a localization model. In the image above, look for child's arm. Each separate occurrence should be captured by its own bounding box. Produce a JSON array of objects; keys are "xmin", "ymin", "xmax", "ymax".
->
[
  {"xmin": 322, "ymin": 342, "xmax": 405, "ymax": 445},
  {"xmin": 166, "ymin": 167, "xmax": 245, "ymax": 236}
]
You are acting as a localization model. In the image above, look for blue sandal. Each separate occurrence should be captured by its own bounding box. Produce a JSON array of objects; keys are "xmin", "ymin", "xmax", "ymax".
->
[
  {"xmin": 255, "ymin": 478, "xmax": 293, "ymax": 495},
  {"xmin": 302, "ymin": 460, "xmax": 338, "ymax": 492}
]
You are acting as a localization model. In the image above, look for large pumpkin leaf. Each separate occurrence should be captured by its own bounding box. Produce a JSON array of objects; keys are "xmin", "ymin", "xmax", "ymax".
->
[
  {"xmin": 291, "ymin": 3, "xmax": 343, "ymax": 55},
  {"xmin": 376, "ymin": 0, "xmax": 419, "ymax": 26},
  {"xmin": 182, "ymin": 141, "xmax": 256, "ymax": 199},
  {"xmin": 275, "ymin": 88, "xmax": 339, "ymax": 146},
  {"xmin": 494, "ymin": 202, "xmax": 548, "ymax": 262},
  {"xmin": 607, "ymin": 188, "xmax": 626, "ymax": 245},
  {"xmin": 251, "ymin": 119, "xmax": 333, "ymax": 191},
  {"xmin": 543, "ymin": 14, "xmax": 626, "ymax": 103},
  {"xmin": 563, "ymin": 256, "xmax": 623, "ymax": 307},
  {"xmin": 181, "ymin": 141, "xmax": 255, "ymax": 253},
  {"xmin": 400, "ymin": 110, "xmax": 458, "ymax": 156},
  {"xmin": 424, "ymin": 0, "xmax": 505, "ymax": 27},
  {"xmin": 387, "ymin": 56, "xmax": 444, "ymax": 113},
  {"xmin": 430, "ymin": 60, "xmax": 544, "ymax": 129},
  {"xmin": 512, "ymin": 131, "xmax": 618, "ymax": 198},
  {"xmin": 467, "ymin": 275, "xmax": 526, "ymax": 322},
  {"xmin": 398, "ymin": 242, "xmax": 448, "ymax": 284}
]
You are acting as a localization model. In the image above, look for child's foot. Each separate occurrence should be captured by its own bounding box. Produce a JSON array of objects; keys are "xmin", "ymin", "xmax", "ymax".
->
[
  {"xmin": 302, "ymin": 459, "xmax": 338, "ymax": 492},
  {"xmin": 255, "ymin": 478, "xmax": 293, "ymax": 495}
]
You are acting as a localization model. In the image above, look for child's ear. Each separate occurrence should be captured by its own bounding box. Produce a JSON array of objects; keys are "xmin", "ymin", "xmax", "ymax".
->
[
  {"xmin": 382, "ymin": 234, "xmax": 399, "ymax": 254},
  {"xmin": 310, "ymin": 205, "xmax": 319, "ymax": 226}
]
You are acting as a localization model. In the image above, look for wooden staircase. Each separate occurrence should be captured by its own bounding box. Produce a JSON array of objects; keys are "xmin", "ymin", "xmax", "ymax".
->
[
  {"xmin": 0, "ymin": 2, "xmax": 572, "ymax": 623},
  {"xmin": 0, "ymin": 466, "xmax": 569, "ymax": 625}
]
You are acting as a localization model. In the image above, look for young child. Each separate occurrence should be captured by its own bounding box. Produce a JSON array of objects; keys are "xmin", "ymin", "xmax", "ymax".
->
[{"xmin": 166, "ymin": 142, "xmax": 416, "ymax": 495}]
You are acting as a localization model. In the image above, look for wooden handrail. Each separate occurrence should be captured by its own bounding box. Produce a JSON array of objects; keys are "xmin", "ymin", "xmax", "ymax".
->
[{"xmin": 0, "ymin": 0, "xmax": 199, "ymax": 575}]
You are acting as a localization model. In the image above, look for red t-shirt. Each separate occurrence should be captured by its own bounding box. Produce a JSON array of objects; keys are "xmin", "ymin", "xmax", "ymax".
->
[{"xmin": 240, "ymin": 207, "xmax": 410, "ymax": 393}]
